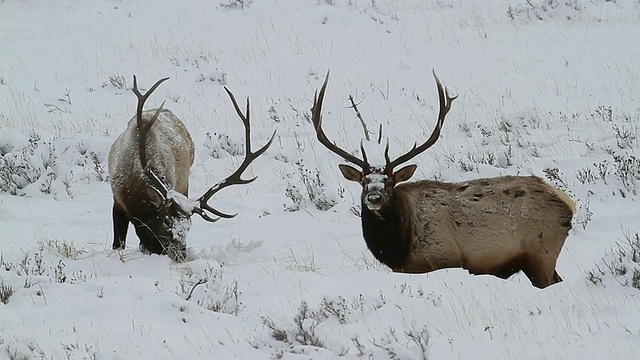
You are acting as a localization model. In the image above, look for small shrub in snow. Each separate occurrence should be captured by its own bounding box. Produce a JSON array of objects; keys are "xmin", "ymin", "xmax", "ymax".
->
[
  {"xmin": 588, "ymin": 229, "xmax": 640, "ymax": 290},
  {"xmin": 575, "ymin": 167, "xmax": 597, "ymax": 185},
  {"xmin": 611, "ymin": 152, "xmax": 640, "ymax": 196},
  {"xmin": 203, "ymin": 131, "xmax": 243, "ymax": 159},
  {"xmin": 60, "ymin": 342, "xmax": 99, "ymax": 360},
  {"xmin": 262, "ymin": 293, "xmax": 389, "ymax": 352},
  {"xmin": 0, "ymin": 279, "xmax": 13, "ymax": 305},
  {"xmin": 319, "ymin": 296, "xmax": 349, "ymax": 324},
  {"xmin": 0, "ymin": 131, "xmax": 109, "ymax": 198},
  {"xmin": 594, "ymin": 105, "xmax": 613, "ymax": 122},
  {"xmin": 458, "ymin": 158, "xmax": 475, "ymax": 173},
  {"xmin": 262, "ymin": 301, "xmax": 325, "ymax": 347},
  {"xmin": 507, "ymin": 0, "xmax": 585, "ymax": 21},
  {"xmin": 102, "ymin": 73, "xmax": 126, "ymax": 89},
  {"xmin": 4, "ymin": 249, "xmax": 46, "ymax": 276},
  {"xmin": 1, "ymin": 249, "xmax": 85, "ymax": 286},
  {"xmin": 574, "ymin": 193, "xmax": 593, "ymax": 230},
  {"xmin": 37, "ymin": 239, "xmax": 86, "ymax": 260},
  {"xmin": 283, "ymin": 182, "xmax": 304, "ymax": 212},
  {"xmin": 178, "ymin": 264, "xmax": 244, "ymax": 316},
  {"xmin": 373, "ymin": 326, "xmax": 430, "ymax": 360},
  {"xmin": 612, "ymin": 124, "xmax": 637, "ymax": 150},
  {"xmin": 283, "ymin": 160, "xmax": 338, "ymax": 211},
  {"xmin": 575, "ymin": 161, "xmax": 611, "ymax": 185},
  {"xmin": 267, "ymin": 105, "xmax": 281, "ymax": 123},
  {"xmin": 0, "ymin": 133, "xmax": 46, "ymax": 194},
  {"xmin": 543, "ymin": 167, "xmax": 568, "ymax": 190},
  {"xmin": 278, "ymin": 246, "xmax": 320, "ymax": 272},
  {"xmin": 219, "ymin": 0, "xmax": 251, "ymax": 9},
  {"xmin": 208, "ymin": 69, "xmax": 228, "ymax": 85}
]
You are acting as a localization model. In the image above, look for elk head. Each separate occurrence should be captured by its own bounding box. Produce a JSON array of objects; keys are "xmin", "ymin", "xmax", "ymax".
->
[{"xmin": 311, "ymin": 71, "xmax": 457, "ymax": 212}]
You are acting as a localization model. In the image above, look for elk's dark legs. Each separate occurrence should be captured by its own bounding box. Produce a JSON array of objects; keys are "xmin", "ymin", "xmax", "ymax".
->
[
  {"xmin": 131, "ymin": 220, "xmax": 163, "ymax": 255},
  {"xmin": 522, "ymin": 256, "xmax": 562, "ymax": 289},
  {"xmin": 553, "ymin": 271, "xmax": 563, "ymax": 283},
  {"xmin": 112, "ymin": 202, "xmax": 129, "ymax": 249}
]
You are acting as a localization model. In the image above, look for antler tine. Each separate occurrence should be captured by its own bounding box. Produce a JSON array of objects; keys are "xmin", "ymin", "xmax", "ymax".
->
[
  {"xmin": 385, "ymin": 71, "xmax": 457, "ymax": 171},
  {"xmin": 311, "ymin": 71, "xmax": 369, "ymax": 170},
  {"xmin": 132, "ymin": 75, "xmax": 170, "ymax": 134},
  {"xmin": 194, "ymin": 87, "xmax": 276, "ymax": 223},
  {"xmin": 132, "ymin": 76, "xmax": 169, "ymax": 167},
  {"xmin": 137, "ymin": 101, "xmax": 166, "ymax": 170},
  {"xmin": 131, "ymin": 75, "xmax": 170, "ymax": 199}
]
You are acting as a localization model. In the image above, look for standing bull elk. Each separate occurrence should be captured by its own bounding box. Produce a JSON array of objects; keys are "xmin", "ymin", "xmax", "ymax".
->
[
  {"xmin": 311, "ymin": 71, "xmax": 575, "ymax": 288},
  {"xmin": 108, "ymin": 76, "xmax": 274, "ymax": 261}
]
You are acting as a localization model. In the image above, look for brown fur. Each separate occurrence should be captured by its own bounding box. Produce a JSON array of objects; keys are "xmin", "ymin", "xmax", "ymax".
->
[
  {"xmin": 108, "ymin": 109, "xmax": 195, "ymax": 259},
  {"xmin": 392, "ymin": 175, "xmax": 574, "ymax": 288},
  {"xmin": 311, "ymin": 71, "xmax": 574, "ymax": 288},
  {"xmin": 109, "ymin": 109, "xmax": 194, "ymax": 208}
]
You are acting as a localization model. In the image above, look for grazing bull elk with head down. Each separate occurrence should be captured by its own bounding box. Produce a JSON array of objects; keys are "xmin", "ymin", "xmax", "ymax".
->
[
  {"xmin": 311, "ymin": 71, "xmax": 575, "ymax": 288},
  {"xmin": 108, "ymin": 76, "xmax": 274, "ymax": 261}
]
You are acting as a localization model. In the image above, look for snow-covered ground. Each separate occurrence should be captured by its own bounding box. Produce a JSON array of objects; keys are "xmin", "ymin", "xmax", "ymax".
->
[{"xmin": 1, "ymin": 0, "xmax": 640, "ymax": 359}]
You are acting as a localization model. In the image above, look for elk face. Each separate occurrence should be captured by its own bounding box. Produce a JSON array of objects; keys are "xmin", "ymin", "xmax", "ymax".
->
[
  {"xmin": 135, "ymin": 190, "xmax": 193, "ymax": 260},
  {"xmin": 338, "ymin": 164, "xmax": 417, "ymax": 211}
]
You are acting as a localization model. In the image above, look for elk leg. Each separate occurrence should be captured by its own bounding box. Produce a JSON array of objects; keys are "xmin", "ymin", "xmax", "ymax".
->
[
  {"xmin": 487, "ymin": 254, "xmax": 527, "ymax": 280},
  {"xmin": 131, "ymin": 221, "xmax": 163, "ymax": 255},
  {"xmin": 522, "ymin": 256, "xmax": 561, "ymax": 289},
  {"xmin": 112, "ymin": 202, "xmax": 129, "ymax": 249},
  {"xmin": 553, "ymin": 270, "xmax": 563, "ymax": 283}
]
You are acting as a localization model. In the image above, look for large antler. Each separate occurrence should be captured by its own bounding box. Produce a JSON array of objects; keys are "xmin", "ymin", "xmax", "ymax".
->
[
  {"xmin": 311, "ymin": 71, "xmax": 370, "ymax": 171},
  {"xmin": 193, "ymin": 88, "xmax": 276, "ymax": 222},
  {"xmin": 384, "ymin": 71, "xmax": 457, "ymax": 171},
  {"xmin": 132, "ymin": 75, "xmax": 170, "ymax": 199},
  {"xmin": 132, "ymin": 75, "xmax": 169, "ymax": 170}
]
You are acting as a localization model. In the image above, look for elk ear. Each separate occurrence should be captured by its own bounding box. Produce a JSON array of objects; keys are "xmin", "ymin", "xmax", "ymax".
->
[
  {"xmin": 338, "ymin": 164, "xmax": 363, "ymax": 183},
  {"xmin": 393, "ymin": 164, "xmax": 417, "ymax": 183}
]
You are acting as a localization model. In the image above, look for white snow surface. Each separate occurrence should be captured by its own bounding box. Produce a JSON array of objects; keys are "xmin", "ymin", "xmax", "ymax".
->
[{"xmin": 1, "ymin": 0, "xmax": 640, "ymax": 359}]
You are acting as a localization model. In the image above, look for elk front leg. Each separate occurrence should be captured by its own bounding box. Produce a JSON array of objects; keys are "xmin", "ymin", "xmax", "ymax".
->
[{"xmin": 112, "ymin": 202, "xmax": 129, "ymax": 249}]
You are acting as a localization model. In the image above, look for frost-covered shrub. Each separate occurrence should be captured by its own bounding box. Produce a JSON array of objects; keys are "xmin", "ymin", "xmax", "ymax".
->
[
  {"xmin": 1, "ymin": 248, "xmax": 87, "ymax": 287},
  {"xmin": 507, "ymin": 0, "xmax": 630, "ymax": 23},
  {"xmin": 219, "ymin": 0, "xmax": 251, "ymax": 9},
  {"xmin": 102, "ymin": 73, "xmax": 126, "ymax": 89},
  {"xmin": 263, "ymin": 301, "xmax": 325, "ymax": 347},
  {"xmin": 507, "ymin": 0, "xmax": 585, "ymax": 21},
  {"xmin": 177, "ymin": 264, "xmax": 243, "ymax": 316},
  {"xmin": 203, "ymin": 131, "xmax": 243, "ymax": 159},
  {"xmin": 611, "ymin": 152, "xmax": 640, "ymax": 196},
  {"xmin": 0, "ymin": 279, "xmax": 13, "ymax": 305},
  {"xmin": 262, "ymin": 295, "xmax": 387, "ymax": 347},
  {"xmin": 587, "ymin": 230, "xmax": 640, "ymax": 290},
  {"xmin": 259, "ymin": 294, "xmax": 430, "ymax": 358},
  {"xmin": 283, "ymin": 160, "xmax": 339, "ymax": 211},
  {"xmin": 0, "ymin": 130, "xmax": 111, "ymax": 198}
]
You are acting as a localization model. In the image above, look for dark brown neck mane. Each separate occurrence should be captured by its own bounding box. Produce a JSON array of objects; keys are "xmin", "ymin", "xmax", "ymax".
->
[{"xmin": 360, "ymin": 195, "xmax": 410, "ymax": 270}]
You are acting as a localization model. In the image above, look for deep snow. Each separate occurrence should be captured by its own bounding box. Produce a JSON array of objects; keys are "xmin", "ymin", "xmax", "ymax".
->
[{"xmin": 1, "ymin": 0, "xmax": 640, "ymax": 359}]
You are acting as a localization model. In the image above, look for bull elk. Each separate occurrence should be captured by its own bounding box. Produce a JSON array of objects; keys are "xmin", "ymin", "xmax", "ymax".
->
[
  {"xmin": 108, "ymin": 76, "xmax": 274, "ymax": 261},
  {"xmin": 311, "ymin": 71, "xmax": 575, "ymax": 288}
]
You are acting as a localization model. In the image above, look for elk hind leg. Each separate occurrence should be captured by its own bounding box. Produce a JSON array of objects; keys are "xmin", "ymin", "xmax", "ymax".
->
[
  {"xmin": 492, "ymin": 255, "xmax": 528, "ymax": 280},
  {"xmin": 112, "ymin": 202, "xmax": 129, "ymax": 249},
  {"xmin": 522, "ymin": 255, "xmax": 562, "ymax": 289}
]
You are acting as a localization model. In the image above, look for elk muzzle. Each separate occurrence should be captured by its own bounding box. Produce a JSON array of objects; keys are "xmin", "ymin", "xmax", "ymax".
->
[{"xmin": 364, "ymin": 190, "xmax": 386, "ymax": 211}]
